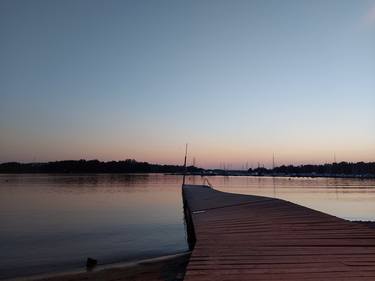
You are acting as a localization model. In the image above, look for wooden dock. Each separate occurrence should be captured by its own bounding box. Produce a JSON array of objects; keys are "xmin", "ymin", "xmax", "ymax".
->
[{"xmin": 182, "ymin": 184, "xmax": 375, "ymax": 280}]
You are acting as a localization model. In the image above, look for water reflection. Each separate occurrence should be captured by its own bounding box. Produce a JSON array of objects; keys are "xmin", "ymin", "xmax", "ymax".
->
[
  {"xmin": 0, "ymin": 174, "xmax": 188, "ymax": 280},
  {"xmin": 1, "ymin": 174, "xmax": 375, "ymax": 280}
]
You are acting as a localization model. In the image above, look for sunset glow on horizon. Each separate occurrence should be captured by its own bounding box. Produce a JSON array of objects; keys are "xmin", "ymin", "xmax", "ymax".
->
[{"xmin": 1, "ymin": 0, "xmax": 374, "ymax": 169}]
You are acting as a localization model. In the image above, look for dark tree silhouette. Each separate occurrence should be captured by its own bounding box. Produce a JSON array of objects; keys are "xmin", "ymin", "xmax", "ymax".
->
[
  {"xmin": 0, "ymin": 159, "xmax": 203, "ymax": 174},
  {"xmin": 250, "ymin": 162, "xmax": 375, "ymax": 177}
]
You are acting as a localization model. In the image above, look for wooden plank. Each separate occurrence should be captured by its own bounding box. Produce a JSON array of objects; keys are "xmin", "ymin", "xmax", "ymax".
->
[{"xmin": 182, "ymin": 184, "xmax": 375, "ymax": 281}]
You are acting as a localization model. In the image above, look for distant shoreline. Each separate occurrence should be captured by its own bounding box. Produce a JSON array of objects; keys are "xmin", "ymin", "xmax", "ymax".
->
[
  {"xmin": 0, "ymin": 159, "xmax": 203, "ymax": 174},
  {"xmin": 205, "ymin": 173, "xmax": 375, "ymax": 179},
  {"xmin": 177, "ymin": 172, "xmax": 375, "ymax": 179},
  {"xmin": 1, "ymin": 172, "xmax": 375, "ymax": 180},
  {"xmin": 1, "ymin": 159, "xmax": 374, "ymax": 179}
]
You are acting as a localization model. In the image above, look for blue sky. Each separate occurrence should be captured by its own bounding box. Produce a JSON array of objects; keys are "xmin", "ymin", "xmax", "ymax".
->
[{"xmin": 1, "ymin": 0, "xmax": 374, "ymax": 168}]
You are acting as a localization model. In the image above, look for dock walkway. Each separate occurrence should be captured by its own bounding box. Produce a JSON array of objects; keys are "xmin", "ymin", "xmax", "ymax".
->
[{"xmin": 182, "ymin": 184, "xmax": 375, "ymax": 280}]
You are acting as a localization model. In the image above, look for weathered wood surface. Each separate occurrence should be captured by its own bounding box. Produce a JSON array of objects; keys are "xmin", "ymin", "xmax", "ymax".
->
[{"xmin": 182, "ymin": 184, "xmax": 375, "ymax": 281}]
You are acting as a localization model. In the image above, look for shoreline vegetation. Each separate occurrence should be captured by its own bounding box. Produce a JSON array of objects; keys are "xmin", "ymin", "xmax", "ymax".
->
[
  {"xmin": 0, "ymin": 159, "xmax": 203, "ymax": 174},
  {"xmin": 1, "ymin": 159, "xmax": 375, "ymax": 178}
]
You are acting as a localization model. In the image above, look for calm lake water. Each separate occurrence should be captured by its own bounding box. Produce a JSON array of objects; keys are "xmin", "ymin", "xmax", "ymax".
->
[{"xmin": 1, "ymin": 174, "xmax": 375, "ymax": 280}]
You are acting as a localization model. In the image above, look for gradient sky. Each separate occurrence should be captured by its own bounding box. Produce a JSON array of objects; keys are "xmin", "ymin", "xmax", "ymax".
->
[{"xmin": 1, "ymin": 0, "xmax": 374, "ymax": 168}]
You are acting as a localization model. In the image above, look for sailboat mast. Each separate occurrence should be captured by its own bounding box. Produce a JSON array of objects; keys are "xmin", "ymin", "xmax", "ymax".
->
[{"xmin": 183, "ymin": 143, "xmax": 188, "ymax": 185}]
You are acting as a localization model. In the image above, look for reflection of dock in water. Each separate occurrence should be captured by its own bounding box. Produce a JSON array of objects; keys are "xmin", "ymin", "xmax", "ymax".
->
[{"xmin": 182, "ymin": 184, "xmax": 375, "ymax": 280}]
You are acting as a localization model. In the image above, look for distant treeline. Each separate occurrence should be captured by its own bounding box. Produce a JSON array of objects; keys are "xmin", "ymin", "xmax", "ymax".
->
[
  {"xmin": 0, "ymin": 159, "xmax": 203, "ymax": 174},
  {"xmin": 1, "ymin": 160, "xmax": 375, "ymax": 177},
  {"xmin": 251, "ymin": 162, "xmax": 375, "ymax": 176}
]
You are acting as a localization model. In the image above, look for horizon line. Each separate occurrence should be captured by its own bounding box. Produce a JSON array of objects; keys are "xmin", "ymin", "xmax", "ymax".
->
[{"xmin": 1, "ymin": 158, "xmax": 375, "ymax": 170}]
